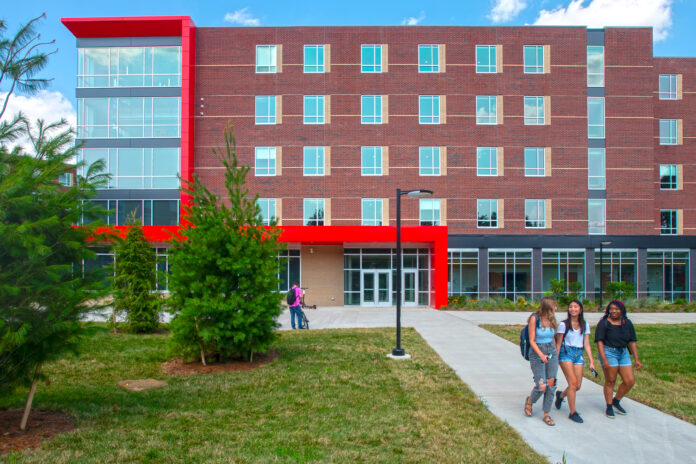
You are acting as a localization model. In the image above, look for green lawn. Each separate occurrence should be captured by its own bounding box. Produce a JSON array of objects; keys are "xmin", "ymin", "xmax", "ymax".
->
[
  {"xmin": 482, "ymin": 323, "xmax": 696, "ymax": 425},
  {"xmin": 1, "ymin": 326, "xmax": 546, "ymax": 463}
]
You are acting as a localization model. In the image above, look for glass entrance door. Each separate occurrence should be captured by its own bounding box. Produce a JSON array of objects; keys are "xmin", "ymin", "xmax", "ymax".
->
[
  {"xmin": 361, "ymin": 270, "xmax": 391, "ymax": 306},
  {"xmin": 403, "ymin": 270, "xmax": 417, "ymax": 305}
]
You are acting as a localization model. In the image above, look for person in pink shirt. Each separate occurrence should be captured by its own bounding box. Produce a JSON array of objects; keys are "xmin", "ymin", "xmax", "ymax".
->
[{"xmin": 288, "ymin": 281, "xmax": 303, "ymax": 329}]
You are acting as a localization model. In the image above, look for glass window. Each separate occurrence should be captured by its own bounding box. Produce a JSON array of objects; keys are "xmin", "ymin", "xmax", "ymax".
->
[
  {"xmin": 477, "ymin": 199, "xmax": 498, "ymax": 228},
  {"xmin": 361, "ymin": 45, "xmax": 382, "ymax": 72},
  {"xmin": 303, "ymin": 147, "xmax": 325, "ymax": 176},
  {"xmin": 542, "ymin": 250, "xmax": 585, "ymax": 297},
  {"xmin": 79, "ymin": 148, "xmax": 179, "ymax": 189},
  {"xmin": 661, "ymin": 210, "xmax": 678, "ymax": 235},
  {"xmin": 524, "ymin": 148, "xmax": 545, "ymax": 176},
  {"xmin": 587, "ymin": 97, "xmax": 604, "ymax": 138},
  {"xmin": 647, "ymin": 250, "xmax": 689, "ymax": 301},
  {"xmin": 419, "ymin": 147, "xmax": 441, "ymax": 176},
  {"xmin": 489, "ymin": 250, "xmax": 532, "ymax": 300},
  {"xmin": 525, "ymin": 199, "xmax": 546, "ymax": 228},
  {"xmin": 419, "ymin": 96, "xmax": 440, "ymax": 124},
  {"xmin": 588, "ymin": 148, "xmax": 606, "ymax": 190},
  {"xmin": 588, "ymin": 199, "xmax": 606, "ymax": 234},
  {"xmin": 255, "ymin": 96, "xmax": 276, "ymax": 124},
  {"xmin": 361, "ymin": 95, "xmax": 382, "ymax": 124},
  {"xmin": 304, "ymin": 45, "xmax": 325, "ymax": 73},
  {"xmin": 255, "ymin": 147, "xmax": 276, "ymax": 176},
  {"xmin": 418, "ymin": 45, "xmax": 439, "ymax": 72},
  {"xmin": 304, "ymin": 95, "xmax": 325, "ymax": 124},
  {"xmin": 78, "ymin": 46, "xmax": 181, "ymax": 88},
  {"xmin": 256, "ymin": 45, "xmax": 277, "ymax": 73},
  {"xmin": 594, "ymin": 249, "xmax": 638, "ymax": 299},
  {"xmin": 361, "ymin": 146, "xmax": 382, "ymax": 176},
  {"xmin": 477, "ymin": 147, "xmax": 497, "ymax": 176},
  {"xmin": 278, "ymin": 249, "xmax": 301, "ymax": 293},
  {"xmin": 524, "ymin": 45, "xmax": 544, "ymax": 74},
  {"xmin": 476, "ymin": 45, "xmax": 496, "ymax": 73},
  {"xmin": 117, "ymin": 200, "xmax": 143, "ymax": 225},
  {"xmin": 660, "ymin": 164, "xmax": 678, "ymax": 190},
  {"xmin": 659, "ymin": 74, "xmax": 678, "ymax": 100},
  {"xmin": 448, "ymin": 250, "xmax": 478, "ymax": 297},
  {"xmin": 304, "ymin": 199, "xmax": 325, "ymax": 225},
  {"xmin": 476, "ymin": 96, "xmax": 497, "ymax": 125},
  {"xmin": 660, "ymin": 119, "xmax": 678, "ymax": 145},
  {"xmin": 587, "ymin": 46, "xmax": 604, "ymax": 87},
  {"xmin": 419, "ymin": 199, "xmax": 441, "ymax": 226},
  {"xmin": 257, "ymin": 198, "xmax": 276, "ymax": 226},
  {"xmin": 152, "ymin": 200, "xmax": 179, "ymax": 226},
  {"xmin": 524, "ymin": 96, "xmax": 545, "ymax": 125},
  {"xmin": 77, "ymin": 97, "xmax": 180, "ymax": 139},
  {"xmin": 362, "ymin": 199, "xmax": 383, "ymax": 226}
]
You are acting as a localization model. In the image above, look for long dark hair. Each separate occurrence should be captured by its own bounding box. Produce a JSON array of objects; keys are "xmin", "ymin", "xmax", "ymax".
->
[{"xmin": 564, "ymin": 299, "xmax": 586, "ymax": 334}]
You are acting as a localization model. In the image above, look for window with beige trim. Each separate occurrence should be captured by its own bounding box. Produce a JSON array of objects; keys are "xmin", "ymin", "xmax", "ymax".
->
[{"xmin": 256, "ymin": 45, "xmax": 278, "ymax": 73}]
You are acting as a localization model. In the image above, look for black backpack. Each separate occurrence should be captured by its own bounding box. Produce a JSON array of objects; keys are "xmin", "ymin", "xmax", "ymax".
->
[
  {"xmin": 286, "ymin": 288, "xmax": 296, "ymax": 305},
  {"xmin": 520, "ymin": 313, "xmax": 540, "ymax": 360}
]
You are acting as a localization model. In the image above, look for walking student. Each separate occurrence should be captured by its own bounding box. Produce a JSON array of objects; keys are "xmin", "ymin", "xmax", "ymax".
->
[
  {"xmin": 554, "ymin": 299, "xmax": 596, "ymax": 423},
  {"xmin": 524, "ymin": 296, "xmax": 560, "ymax": 426},
  {"xmin": 595, "ymin": 300, "xmax": 643, "ymax": 418},
  {"xmin": 288, "ymin": 281, "xmax": 303, "ymax": 330}
]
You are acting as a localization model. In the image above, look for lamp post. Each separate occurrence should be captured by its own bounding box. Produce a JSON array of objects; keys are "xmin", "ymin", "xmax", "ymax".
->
[
  {"xmin": 599, "ymin": 240, "xmax": 612, "ymax": 310},
  {"xmin": 391, "ymin": 188, "xmax": 433, "ymax": 358}
]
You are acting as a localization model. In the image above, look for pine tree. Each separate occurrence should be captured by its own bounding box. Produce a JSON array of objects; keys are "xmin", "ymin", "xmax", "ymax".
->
[
  {"xmin": 113, "ymin": 215, "xmax": 160, "ymax": 333},
  {"xmin": 0, "ymin": 118, "xmax": 109, "ymax": 429},
  {"xmin": 168, "ymin": 126, "xmax": 285, "ymax": 363}
]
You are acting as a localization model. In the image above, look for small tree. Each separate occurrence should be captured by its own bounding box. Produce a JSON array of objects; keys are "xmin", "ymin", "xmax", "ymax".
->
[
  {"xmin": 168, "ymin": 126, "xmax": 285, "ymax": 364},
  {"xmin": 605, "ymin": 281, "xmax": 635, "ymax": 301},
  {"xmin": 113, "ymin": 215, "xmax": 160, "ymax": 333}
]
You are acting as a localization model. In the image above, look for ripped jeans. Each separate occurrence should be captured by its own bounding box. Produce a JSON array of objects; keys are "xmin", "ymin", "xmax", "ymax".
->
[{"xmin": 529, "ymin": 342, "xmax": 559, "ymax": 413}]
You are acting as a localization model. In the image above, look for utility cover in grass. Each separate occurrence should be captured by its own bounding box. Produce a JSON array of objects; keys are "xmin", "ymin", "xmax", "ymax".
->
[{"xmin": 117, "ymin": 379, "xmax": 168, "ymax": 391}]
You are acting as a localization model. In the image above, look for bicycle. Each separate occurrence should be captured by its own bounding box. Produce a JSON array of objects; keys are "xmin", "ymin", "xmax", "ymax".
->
[{"xmin": 299, "ymin": 287, "xmax": 316, "ymax": 330}]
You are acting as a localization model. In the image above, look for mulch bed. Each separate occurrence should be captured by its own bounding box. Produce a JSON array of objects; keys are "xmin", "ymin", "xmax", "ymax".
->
[
  {"xmin": 0, "ymin": 410, "xmax": 74, "ymax": 455},
  {"xmin": 162, "ymin": 351, "xmax": 279, "ymax": 376}
]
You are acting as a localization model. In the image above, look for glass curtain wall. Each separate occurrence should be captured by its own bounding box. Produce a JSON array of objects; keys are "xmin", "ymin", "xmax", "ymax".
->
[
  {"xmin": 488, "ymin": 250, "xmax": 532, "ymax": 300},
  {"xmin": 344, "ymin": 248, "xmax": 431, "ymax": 305},
  {"xmin": 278, "ymin": 249, "xmax": 301, "ymax": 292},
  {"xmin": 542, "ymin": 250, "xmax": 585, "ymax": 297},
  {"xmin": 448, "ymin": 250, "xmax": 478, "ymax": 297},
  {"xmin": 646, "ymin": 250, "xmax": 689, "ymax": 301},
  {"xmin": 594, "ymin": 250, "xmax": 637, "ymax": 298}
]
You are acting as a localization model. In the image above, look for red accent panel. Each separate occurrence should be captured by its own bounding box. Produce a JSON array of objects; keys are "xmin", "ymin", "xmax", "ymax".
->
[
  {"xmin": 279, "ymin": 225, "xmax": 449, "ymax": 309},
  {"xmin": 95, "ymin": 226, "xmax": 183, "ymax": 242},
  {"xmin": 61, "ymin": 16, "xmax": 190, "ymax": 38},
  {"xmin": 179, "ymin": 18, "xmax": 196, "ymax": 222}
]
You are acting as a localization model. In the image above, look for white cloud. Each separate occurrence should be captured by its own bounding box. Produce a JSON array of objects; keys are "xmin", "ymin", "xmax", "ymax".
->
[
  {"xmin": 489, "ymin": 0, "xmax": 528, "ymax": 23},
  {"xmin": 402, "ymin": 12, "xmax": 426, "ymax": 25},
  {"xmin": 534, "ymin": 0, "xmax": 673, "ymax": 41},
  {"xmin": 0, "ymin": 90, "xmax": 77, "ymax": 153},
  {"xmin": 224, "ymin": 8, "xmax": 260, "ymax": 26}
]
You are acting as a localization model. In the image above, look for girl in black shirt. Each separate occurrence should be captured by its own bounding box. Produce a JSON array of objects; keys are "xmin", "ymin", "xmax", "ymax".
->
[{"xmin": 594, "ymin": 300, "xmax": 643, "ymax": 418}]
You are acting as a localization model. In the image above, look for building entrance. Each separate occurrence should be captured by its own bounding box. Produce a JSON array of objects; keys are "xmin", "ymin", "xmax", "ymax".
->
[{"xmin": 361, "ymin": 270, "xmax": 391, "ymax": 306}]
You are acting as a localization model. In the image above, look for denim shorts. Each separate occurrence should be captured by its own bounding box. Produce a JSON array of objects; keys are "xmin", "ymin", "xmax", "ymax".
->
[
  {"xmin": 559, "ymin": 345, "xmax": 584, "ymax": 365},
  {"xmin": 601, "ymin": 346, "xmax": 632, "ymax": 367}
]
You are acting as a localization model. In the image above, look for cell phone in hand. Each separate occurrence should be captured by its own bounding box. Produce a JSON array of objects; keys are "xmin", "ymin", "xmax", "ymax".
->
[{"xmin": 590, "ymin": 368, "xmax": 599, "ymax": 378}]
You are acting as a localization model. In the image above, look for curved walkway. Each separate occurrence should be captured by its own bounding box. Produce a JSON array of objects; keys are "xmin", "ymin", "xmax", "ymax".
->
[{"xmin": 280, "ymin": 307, "xmax": 696, "ymax": 463}]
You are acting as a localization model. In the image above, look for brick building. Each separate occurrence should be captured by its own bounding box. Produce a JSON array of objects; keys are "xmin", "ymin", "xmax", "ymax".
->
[{"xmin": 62, "ymin": 16, "xmax": 696, "ymax": 308}]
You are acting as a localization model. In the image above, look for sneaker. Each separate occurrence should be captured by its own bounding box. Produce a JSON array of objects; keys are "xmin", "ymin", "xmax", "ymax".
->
[
  {"xmin": 555, "ymin": 391, "xmax": 564, "ymax": 410},
  {"xmin": 605, "ymin": 404, "xmax": 615, "ymax": 419},
  {"xmin": 568, "ymin": 411, "xmax": 584, "ymax": 423},
  {"xmin": 612, "ymin": 398, "xmax": 627, "ymax": 415}
]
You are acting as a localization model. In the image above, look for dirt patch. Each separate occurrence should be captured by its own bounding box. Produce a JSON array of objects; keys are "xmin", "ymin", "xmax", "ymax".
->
[
  {"xmin": 117, "ymin": 379, "xmax": 168, "ymax": 391},
  {"xmin": 0, "ymin": 410, "xmax": 74, "ymax": 455},
  {"xmin": 162, "ymin": 351, "xmax": 279, "ymax": 376}
]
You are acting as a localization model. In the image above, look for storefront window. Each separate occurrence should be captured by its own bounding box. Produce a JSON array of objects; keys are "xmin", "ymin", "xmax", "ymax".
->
[
  {"xmin": 594, "ymin": 250, "xmax": 637, "ymax": 298},
  {"xmin": 542, "ymin": 250, "xmax": 585, "ymax": 297},
  {"xmin": 488, "ymin": 250, "xmax": 532, "ymax": 300},
  {"xmin": 647, "ymin": 250, "xmax": 689, "ymax": 301},
  {"xmin": 448, "ymin": 250, "xmax": 478, "ymax": 297}
]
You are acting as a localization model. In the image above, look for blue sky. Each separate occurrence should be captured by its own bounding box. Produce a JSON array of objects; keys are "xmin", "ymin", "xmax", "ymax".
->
[{"xmin": 1, "ymin": 0, "xmax": 694, "ymax": 127}]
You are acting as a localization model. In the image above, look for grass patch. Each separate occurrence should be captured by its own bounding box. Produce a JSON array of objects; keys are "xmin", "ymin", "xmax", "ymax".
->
[
  {"xmin": 1, "ymin": 326, "xmax": 546, "ymax": 463},
  {"xmin": 482, "ymin": 323, "xmax": 696, "ymax": 425}
]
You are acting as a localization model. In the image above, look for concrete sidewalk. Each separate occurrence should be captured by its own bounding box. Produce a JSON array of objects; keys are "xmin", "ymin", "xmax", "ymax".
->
[{"xmin": 281, "ymin": 307, "xmax": 696, "ymax": 463}]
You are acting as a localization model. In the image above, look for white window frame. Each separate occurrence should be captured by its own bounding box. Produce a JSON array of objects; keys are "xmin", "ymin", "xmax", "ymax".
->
[
  {"xmin": 525, "ymin": 199, "xmax": 546, "ymax": 229},
  {"xmin": 588, "ymin": 199, "xmax": 606, "ymax": 235},
  {"xmin": 660, "ymin": 209, "xmax": 678, "ymax": 235},
  {"xmin": 255, "ymin": 147, "xmax": 276, "ymax": 176},
  {"xmin": 361, "ymin": 146, "xmax": 383, "ymax": 176},
  {"xmin": 660, "ymin": 119, "xmax": 678, "ymax": 145},
  {"xmin": 255, "ymin": 96, "xmax": 276, "ymax": 125},
  {"xmin": 256, "ymin": 45, "xmax": 277, "ymax": 73},
  {"xmin": 477, "ymin": 199, "xmax": 498, "ymax": 229},
  {"xmin": 361, "ymin": 199, "xmax": 383, "ymax": 226},
  {"xmin": 524, "ymin": 96, "xmax": 545, "ymax": 125},
  {"xmin": 419, "ymin": 95, "xmax": 440, "ymax": 124},
  {"xmin": 419, "ymin": 147, "xmax": 441, "ymax": 176},
  {"xmin": 523, "ymin": 45, "xmax": 544, "ymax": 74},
  {"xmin": 361, "ymin": 95, "xmax": 382, "ymax": 124},
  {"xmin": 303, "ymin": 199, "xmax": 325, "ymax": 226},
  {"xmin": 418, "ymin": 44, "xmax": 439, "ymax": 73},
  {"xmin": 659, "ymin": 74, "xmax": 678, "ymax": 100},
  {"xmin": 587, "ymin": 97, "xmax": 605, "ymax": 139},
  {"xmin": 303, "ymin": 95, "xmax": 325, "ymax": 124},
  {"xmin": 524, "ymin": 147, "xmax": 545, "ymax": 177},
  {"xmin": 476, "ymin": 45, "xmax": 497, "ymax": 73},
  {"xmin": 588, "ymin": 148, "xmax": 606, "ymax": 190},
  {"xmin": 303, "ymin": 146, "xmax": 325, "ymax": 176},
  {"xmin": 476, "ymin": 96, "xmax": 497, "ymax": 125},
  {"xmin": 419, "ymin": 198, "xmax": 441, "ymax": 226},
  {"xmin": 660, "ymin": 164, "xmax": 678, "ymax": 190},
  {"xmin": 257, "ymin": 198, "xmax": 276, "ymax": 226},
  {"xmin": 476, "ymin": 147, "xmax": 498, "ymax": 176},
  {"xmin": 361, "ymin": 44, "xmax": 382, "ymax": 73},
  {"xmin": 304, "ymin": 45, "xmax": 325, "ymax": 73}
]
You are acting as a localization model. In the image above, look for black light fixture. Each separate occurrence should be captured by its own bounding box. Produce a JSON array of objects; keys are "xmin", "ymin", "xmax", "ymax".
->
[
  {"xmin": 599, "ymin": 240, "xmax": 612, "ymax": 310},
  {"xmin": 391, "ymin": 188, "xmax": 433, "ymax": 358}
]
